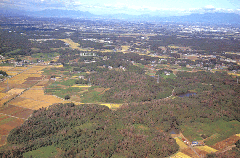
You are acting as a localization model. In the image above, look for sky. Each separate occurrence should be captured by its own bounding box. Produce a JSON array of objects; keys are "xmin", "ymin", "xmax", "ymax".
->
[{"xmin": 0, "ymin": 0, "xmax": 240, "ymax": 16}]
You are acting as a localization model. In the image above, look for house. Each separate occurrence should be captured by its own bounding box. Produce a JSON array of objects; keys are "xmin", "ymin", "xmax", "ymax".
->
[
  {"xmin": 80, "ymin": 52, "xmax": 96, "ymax": 56},
  {"xmin": 79, "ymin": 76, "xmax": 85, "ymax": 79}
]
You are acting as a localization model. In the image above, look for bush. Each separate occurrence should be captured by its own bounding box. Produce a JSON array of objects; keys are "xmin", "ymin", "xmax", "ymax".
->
[
  {"xmin": 0, "ymin": 70, "xmax": 8, "ymax": 76},
  {"xmin": 64, "ymin": 95, "xmax": 70, "ymax": 100},
  {"xmin": 236, "ymin": 140, "xmax": 240, "ymax": 148}
]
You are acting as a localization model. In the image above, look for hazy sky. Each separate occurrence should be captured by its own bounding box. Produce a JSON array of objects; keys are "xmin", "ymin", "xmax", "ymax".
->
[{"xmin": 1, "ymin": 0, "xmax": 240, "ymax": 16}]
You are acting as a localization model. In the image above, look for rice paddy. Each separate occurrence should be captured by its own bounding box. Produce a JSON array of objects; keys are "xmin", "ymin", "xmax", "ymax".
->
[
  {"xmin": 174, "ymin": 137, "xmax": 188, "ymax": 149},
  {"xmin": 171, "ymin": 152, "xmax": 191, "ymax": 158},
  {"xmin": 100, "ymin": 103, "xmax": 122, "ymax": 109},
  {"xmin": 195, "ymin": 145, "xmax": 218, "ymax": 153}
]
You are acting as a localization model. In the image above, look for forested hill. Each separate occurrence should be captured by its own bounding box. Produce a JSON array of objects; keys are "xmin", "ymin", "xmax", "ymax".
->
[
  {"xmin": 90, "ymin": 71, "xmax": 173, "ymax": 103},
  {"xmin": 1, "ymin": 103, "xmax": 179, "ymax": 157}
]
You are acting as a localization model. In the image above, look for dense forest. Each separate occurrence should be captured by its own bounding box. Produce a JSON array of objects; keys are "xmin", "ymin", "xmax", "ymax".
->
[
  {"xmin": 0, "ymin": 29, "xmax": 31, "ymax": 56},
  {"xmin": 147, "ymin": 35, "xmax": 240, "ymax": 52},
  {"xmin": 90, "ymin": 71, "xmax": 173, "ymax": 103},
  {"xmin": 0, "ymin": 103, "xmax": 179, "ymax": 158}
]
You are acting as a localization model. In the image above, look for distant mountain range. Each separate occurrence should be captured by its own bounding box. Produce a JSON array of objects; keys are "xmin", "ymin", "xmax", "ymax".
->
[
  {"xmin": 0, "ymin": 9, "xmax": 93, "ymax": 19},
  {"xmin": 1, "ymin": 8, "xmax": 240, "ymax": 24}
]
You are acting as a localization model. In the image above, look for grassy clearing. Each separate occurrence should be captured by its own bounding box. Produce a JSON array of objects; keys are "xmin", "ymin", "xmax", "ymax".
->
[
  {"xmin": 48, "ymin": 87, "xmax": 82, "ymax": 99},
  {"xmin": 81, "ymin": 89, "xmax": 103, "ymax": 103},
  {"xmin": 0, "ymin": 114, "xmax": 6, "ymax": 119},
  {"xmin": 133, "ymin": 124, "xmax": 150, "ymax": 131},
  {"xmin": 57, "ymin": 79, "xmax": 76, "ymax": 86},
  {"xmin": 72, "ymin": 85, "xmax": 91, "ymax": 88},
  {"xmin": 0, "ymin": 117, "xmax": 15, "ymax": 125},
  {"xmin": 181, "ymin": 120, "xmax": 240, "ymax": 146},
  {"xmin": 160, "ymin": 73, "xmax": 176, "ymax": 79},
  {"xmin": 134, "ymin": 63, "xmax": 145, "ymax": 69},
  {"xmin": 31, "ymin": 52, "xmax": 59, "ymax": 62},
  {"xmin": 74, "ymin": 123, "xmax": 93, "ymax": 131},
  {"xmin": 146, "ymin": 72, "xmax": 155, "ymax": 76},
  {"xmin": 22, "ymin": 145, "xmax": 57, "ymax": 158},
  {"xmin": 180, "ymin": 67, "xmax": 192, "ymax": 71},
  {"xmin": 6, "ymin": 49, "xmax": 21, "ymax": 55}
]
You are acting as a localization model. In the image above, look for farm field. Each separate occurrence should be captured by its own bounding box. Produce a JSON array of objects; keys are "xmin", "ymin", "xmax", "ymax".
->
[
  {"xmin": 174, "ymin": 137, "xmax": 188, "ymax": 149},
  {"xmin": 195, "ymin": 145, "xmax": 218, "ymax": 153},
  {"xmin": 181, "ymin": 148, "xmax": 203, "ymax": 158},
  {"xmin": 171, "ymin": 152, "xmax": 191, "ymax": 158},
  {"xmin": 211, "ymin": 134, "xmax": 240, "ymax": 150},
  {"xmin": 0, "ymin": 64, "xmax": 68, "ymax": 146},
  {"xmin": 0, "ymin": 66, "xmax": 47, "ymax": 105},
  {"xmin": 0, "ymin": 114, "xmax": 25, "ymax": 147},
  {"xmin": 58, "ymin": 38, "xmax": 80, "ymax": 50},
  {"xmin": 0, "ymin": 105, "xmax": 33, "ymax": 120},
  {"xmin": 9, "ymin": 85, "xmax": 65, "ymax": 110},
  {"xmin": 180, "ymin": 120, "xmax": 240, "ymax": 146},
  {"xmin": 100, "ymin": 103, "xmax": 122, "ymax": 110},
  {"xmin": 170, "ymin": 131, "xmax": 240, "ymax": 158}
]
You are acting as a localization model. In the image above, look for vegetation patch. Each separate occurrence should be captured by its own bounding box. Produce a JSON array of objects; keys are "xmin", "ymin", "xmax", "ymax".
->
[
  {"xmin": 0, "ymin": 117, "xmax": 15, "ymax": 126},
  {"xmin": 23, "ymin": 146, "xmax": 57, "ymax": 158},
  {"xmin": 0, "ymin": 103, "xmax": 179, "ymax": 157},
  {"xmin": 80, "ymin": 88, "xmax": 104, "ymax": 103},
  {"xmin": 181, "ymin": 120, "xmax": 240, "ymax": 145}
]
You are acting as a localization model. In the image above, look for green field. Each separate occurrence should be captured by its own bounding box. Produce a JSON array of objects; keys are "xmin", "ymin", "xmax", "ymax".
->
[
  {"xmin": 181, "ymin": 120, "xmax": 240, "ymax": 145},
  {"xmin": 7, "ymin": 49, "xmax": 21, "ymax": 55},
  {"xmin": 80, "ymin": 86, "xmax": 104, "ymax": 103},
  {"xmin": 31, "ymin": 52, "xmax": 59, "ymax": 62},
  {"xmin": 160, "ymin": 73, "xmax": 176, "ymax": 79},
  {"xmin": 23, "ymin": 146, "xmax": 57, "ymax": 158}
]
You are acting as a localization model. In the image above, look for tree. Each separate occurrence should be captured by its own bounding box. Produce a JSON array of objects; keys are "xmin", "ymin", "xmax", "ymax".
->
[
  {"xmin": 236, "ymin": 140, "xmax": 240, "ymax": 148},
  {"xmin": 0, "ymin": 70, "xmax": 8, "ymax": 76},
  {"xmin": 65, "ymin": 95, "xmax": 70, "ymax": 100}
]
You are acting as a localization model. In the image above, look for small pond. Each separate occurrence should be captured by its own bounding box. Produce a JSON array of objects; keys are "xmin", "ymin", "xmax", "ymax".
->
[{"xmin": 177, "ymin": 92, "xmax": 196, "ymax": 98}]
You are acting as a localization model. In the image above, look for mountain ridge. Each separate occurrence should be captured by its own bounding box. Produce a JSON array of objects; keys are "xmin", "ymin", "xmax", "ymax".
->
[{"xmin": 1, "ymin": 9, "xmax": 240, "ymax": 24}]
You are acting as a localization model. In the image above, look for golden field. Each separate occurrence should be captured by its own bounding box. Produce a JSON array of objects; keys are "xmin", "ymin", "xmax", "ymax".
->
[
  {"xmin": 171, "ymin": 152, "xmax": 191, "ymax": 158},
  {"xmin": 174, "ymin": 137, "xmax": 188, "ymax": 149},
  {"xmin": 100, "ymin": 103, "xmax": 122, "ymax": 109},
  {"xmin": 195, "ymin": 146, "xmax": 218, "ymax": 153},
  {"xmin": 9, "ymin": 85, "xmax": 65, "ymax": 110}
]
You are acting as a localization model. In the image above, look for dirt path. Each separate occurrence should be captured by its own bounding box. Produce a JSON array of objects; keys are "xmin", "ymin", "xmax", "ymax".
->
[{"xmin": 0, "ymin": 113, "xmax": 27, "ymax": 120}]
